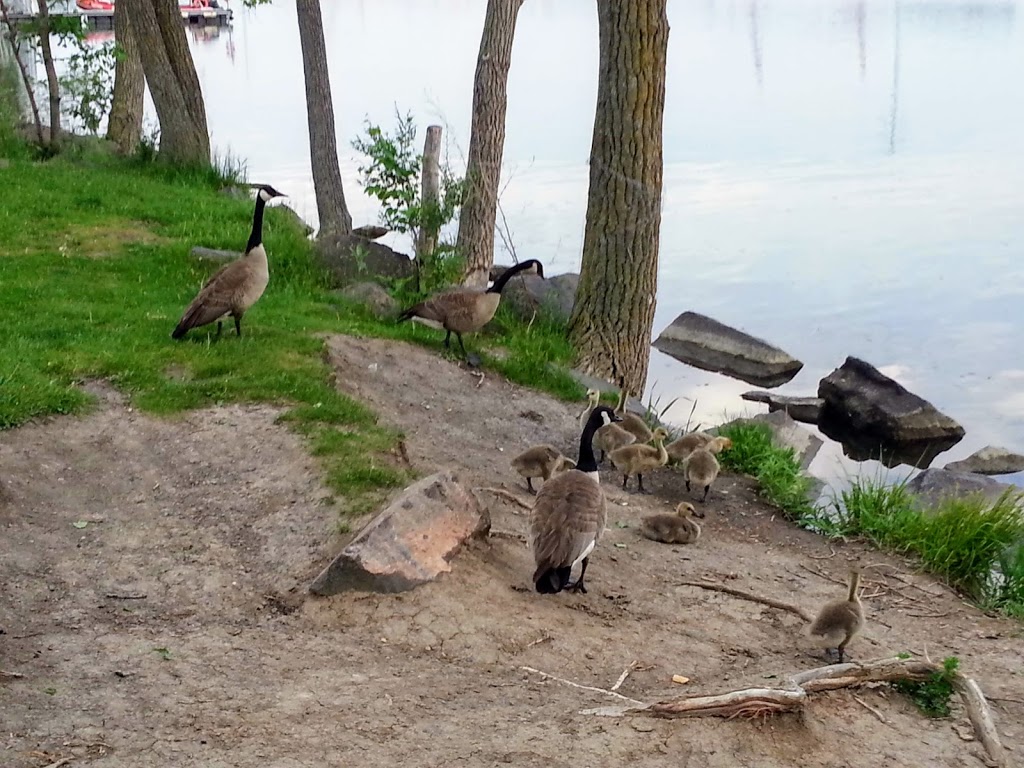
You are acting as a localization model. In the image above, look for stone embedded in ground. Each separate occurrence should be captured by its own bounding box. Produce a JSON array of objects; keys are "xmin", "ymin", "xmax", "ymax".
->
[
  {"xmin": 352, "ymin": 225, "xmax": 389, "ymax": 240},
  {"xmin": 652, "ymin": 312, "xmax": 804, "ymax": 388},
  {"xmin": 191, "ymin": 246, "xmax": 240, "ymax": 263},
  {"xmin": 943, "ymin": 446, "xmax": 1024, "ymax": 476},
  {"xmin": 715, "ymin": 410, "xmax": 823, "ymax": 471},
  {"xmin": 334, "ymin": 282, "xmax": 398, "ymax": 320},
  {"xmin": 741, "ymin": 391, "xmax": 823, "ymax": 425},
  {"xmin": 817, "ymin": 357, "xmax": 965, "ymax": 468},
  {"xmin": 309, "ymin": 470, "xmax": 490, "ymax": 595},
  {"xmin": 905, "ymin": 468, "xmax": 1018, "ymax": 512},
  {"xmin": 315, "ymin": 232, "xmax": 414, "ymax": 288},
  {"xmin": 500, "ymin": 271, "xmax": 580, "ymax": 324}
]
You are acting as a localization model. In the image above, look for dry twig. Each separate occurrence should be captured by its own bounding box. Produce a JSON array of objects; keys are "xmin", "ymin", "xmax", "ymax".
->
[
  {"xmin": 611, "ymin": 660, "xmax": 637, "ymax": 692},
  {"xmin": 808, "ymin": 547, "xmax": 837, "ymax": 560},
  {"xmin": 521, "ymin": 666, "xmax": 645, "ymax": 707},
  {"xmin": 677, "ymin": 580, "xmax": 813, "ymax": 623},
  {"xmin": 104, "ymin": 592, "xmax": 147, "ymax": 600},
  {"xmin": 1, "ymin": 669, "xmax": 25, "ymax": 679},
  {"xmin": 477, "ymin": 486, "xmax": 533, "ymax": 512},
  {"xmin": 852, "ymin": 694, "xmax": 887, "ymax": 723}
]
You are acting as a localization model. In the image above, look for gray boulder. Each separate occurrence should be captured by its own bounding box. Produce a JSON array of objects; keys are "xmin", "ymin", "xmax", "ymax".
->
[
  {"xmin": 817, "ymin": 357, "xmax": 965, "ymax": 468},
  {"xmin": 501, "ymin": 271, "xmax": 579, "ymax": 323},
  {"xmin": 716, "ymin": 410, "xmax": 823, "ymax": 471},
  {"xmin": 316, "ymin": 232, "xmax": 414, "ymax": 287},
  {"xmin": 309, "ymin": 470, "xmax": 490, "ymax": 595},
  {"xmin": 741, "ymin": 391, "xmax": 823, "ymax": 424},
  {"xmin": 652, "ymin": 312, "xmax": 804, "ymax": 388},
  {"xmin": 944, "ymin": 446, "xmax": 1024, "ymax": 476},
  {"xmin": 334, "ymin": 282, "xmax": 398, "ymax": 320},
  {"xmin": 905, "ymin": 468, "xmax": 1018, "ymax": 511}
]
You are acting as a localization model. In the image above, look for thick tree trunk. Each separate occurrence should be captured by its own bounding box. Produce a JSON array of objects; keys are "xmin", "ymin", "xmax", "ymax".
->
[
  {"xmin": 35, "ymin": 0, "xmax": 60, "ymax": 145},
  {"xmin": 567, "ymin": 0, "xmax": 669, "ymax": 398},
  {"xmin": 458, "ymin": 0, "xmax": 523, "ymax": 288},
  {"xmin": 120, "ymin": 0, "xmax": 209, "ymax": 165},
  {"xmin": 416, "ymin": 124, "xmax": 442, "ymax": 261},
  {"xmin": 296, "ymin": 0, "xmax": 352, "ymax": 238},
  {"xmin": 107, "ymin": 0, "xmax": 145, "ymax": 155}
]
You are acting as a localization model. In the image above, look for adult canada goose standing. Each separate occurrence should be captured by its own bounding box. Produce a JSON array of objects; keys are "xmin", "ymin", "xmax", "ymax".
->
[
  {"xmin": 397, "ymin": 259, "xmax": 545, "ymax": 366},
  {"xmin": 807, "ymin": 570, "xmax": 865, "ymax": 662},
  {"xmin": 530, "ymin": 405, "xmax": 620, "ymax": 595},
  {"xmin": 171, "ymin": 184, "xmax": 286, "ymax": 340}
]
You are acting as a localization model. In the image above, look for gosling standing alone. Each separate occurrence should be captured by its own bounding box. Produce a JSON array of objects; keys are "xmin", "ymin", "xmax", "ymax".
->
[
  {"xmin": 609, "ymin": 427, "xmax": 670, "ymax": 494},
  {"xmin": 530, "ymin": 405, "xmax": 620, "ymax": 595},
  {"xmin": 397, "ymin": 259, "xmax": 544, "ymax": 367},
  {"xmin": 807, "ymin": 570, "xmax": 865, "ymax": 663},
  {"xmin": 172, "ymin": 184, "xmax": 286, "ymax": 340},
  {"xmin": 685, "ymin": 445, "xmax": 724, "ymax": 502},
  {"xmin": 640, "ymin": 502, "xmax": 705, "ymax": 544},
  {"xmin": 511, "ymin": 444, "xmax": 575, "ymax": 494}
]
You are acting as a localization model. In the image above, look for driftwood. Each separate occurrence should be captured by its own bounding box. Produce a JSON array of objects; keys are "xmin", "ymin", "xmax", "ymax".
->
[
  {"xmin": 581, "ymin": 657, "xmax": 1006, "ymax": 767},
  {"xmin": 676, "ymin": 580, "xmax": 814, "ymax": 623}
]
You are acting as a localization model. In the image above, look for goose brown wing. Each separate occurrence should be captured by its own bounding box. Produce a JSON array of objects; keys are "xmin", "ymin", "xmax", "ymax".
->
[
  {"xmin": 175, "ymin": 260, "xmax": 247, "ymax": 331},
  {"xmin": 529, "ymin": 471, "xmax": 606, "ymax": 573}
]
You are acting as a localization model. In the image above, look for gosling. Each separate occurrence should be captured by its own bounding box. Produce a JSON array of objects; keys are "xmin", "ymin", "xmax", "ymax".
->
[
  {"xmin": 578, "ymin": 389, "xmax": 601, "ymax": 430},
  {"xmin": 593, "ymin": 421, "xmax": 636, "ymax": 464},
  {"xmin": 684, "ymin": 446, "xmax": 722, "ymax": 502},
  {"xmin": 511, "ymin": 445, "xmax": 575, "ymax": 494},
  {"xmin": 807, "ymin": 570, "xmax": 865, "ymax": 663},
  {"xmin": 640, "ymin": 502, "xmax": 705, "ymax": 544},
  {"xmin": 609, "ymin": 427, "xmax": 669, "ymax": 494},
  {"xmin": 667, "ymin": 433, "xmax": 732, "ymax": 465}
]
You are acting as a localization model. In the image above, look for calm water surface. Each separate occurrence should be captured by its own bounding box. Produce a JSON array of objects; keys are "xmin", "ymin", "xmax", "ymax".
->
[{"xmin": 76, "ymin": 1, "xmax": 1024, "ymax": 486}]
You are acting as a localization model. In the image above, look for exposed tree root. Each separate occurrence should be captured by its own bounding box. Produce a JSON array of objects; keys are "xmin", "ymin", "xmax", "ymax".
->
[{"xmin": 676, "ymin": 580, "xmax": 814, "ymax": 623}]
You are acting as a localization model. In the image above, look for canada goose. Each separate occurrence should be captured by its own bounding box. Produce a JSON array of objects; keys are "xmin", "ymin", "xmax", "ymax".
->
[
  {"xmin": 172, "ymin": 184, "xmax": 286, "ymax": 340},
  {"xmin": 640, "ymin": 502, "xmax": 705, "ymax": 544},
  {"xmin": 511, "ymin": 444, "xmax": 575, "ymax": 494},
  {"xmin": 530, "ymin": 405, "xmax": 620, "ymax": 594},
  {"xmin": 593, "ymin": 421, "xmax": 636, "ymax": 463},
  {"xmin": 609, "ymin": 427, "xmax": 670, "ymax": 494},
  {"xmin": 807, "ymin": 570, "xmax": 865, "ymax": 662},
  {"xmin": 397, "ymin": 259, "xmax": 544, "ymax": 366},
  {"xmin": 614, "ymin": 381, "xmax": 653, "ymax": 443},
  {"xmin": 666, "ymin": 431, "xmax": 711, "ymax": 463},
  {"xmin": 578, "ymin": 389, "xmax": 600, "ymax": 430},
  {"xmin": 685, "ymin": 446, "xmax": 721, "ymax": 502}
]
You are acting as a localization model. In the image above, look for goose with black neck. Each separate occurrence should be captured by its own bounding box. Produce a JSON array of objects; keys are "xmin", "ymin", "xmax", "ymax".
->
[
  {"xmin": 397, "ymin": 259, "xmax": 545, "ymax": 367},
  {"xmin": 171, "ymin": 184, "xmax": 286, "ymax": 340}
]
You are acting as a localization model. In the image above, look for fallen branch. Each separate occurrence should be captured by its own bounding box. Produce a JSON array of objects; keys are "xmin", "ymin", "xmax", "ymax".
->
[
  {"xmin": 610, "ymin": 660, "xmax": 637, "ymax": 692},
  {"xmin": 0, "ymin": 669, "xmax": 25, "ymax": 679},
  {"xmin": 677, "ymin": 580, "xmax": 813, "ymax": 623},
  {"xmin": 521, "ymin": 666, "xmax": 645, "ymax": 707},
  {"xmin": 853, "ymin": 694, "xmax": 887, "ymax": 723},
  {"xmin": 104, "ymin": 592, "xmax": 147, "ymax": 600},
  {"xmin": 953, "ymin": 676, "xmax": 1006, "ymax": 768},
  {"xmin": 477, "ymin": 486, "xmax": 533, "ymax": 512}
]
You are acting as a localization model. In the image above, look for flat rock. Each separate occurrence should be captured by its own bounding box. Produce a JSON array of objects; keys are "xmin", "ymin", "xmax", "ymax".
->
[
  {"xmin": 315, "ymin": 232, "xmax": 414, "ymax": 288},
  {"xmin": 334, "ymin": 282, "xmax": 398, "ymax": 320},
  {"xmin": 716, "ymin": 410, "xmax": 823, "ymax": 471},
  {"xmin": 652, "ymin": 312, "xmax": 803, "ymax": 388},
  {"xmin": 309, "ymin": 470, "xmax": 490, "ymax": 595},
  {"xmin": 741, "ymin": 391, "xmax": 823, "ymax": 424},
  {"xmin": 817, "ymin": 357, "xmax": 965, "ymax": 468},
  {"xmin": 905, "ymin": 468, "xmax": 1018, "ymax": 511},
  {"xmin": 352, "ymin": 225, "xmax": 389, "ymax": 240},
  {"xmin": 191, "ymin": 246, "xmax": 239, "ymax": 263},
  {"xmin": 944, "ymin": 445, "xmax": 1024, "ymax": 476},
  {"xmin": 501, "ymin": 271, "xmax": 579, "ymax": 324}
]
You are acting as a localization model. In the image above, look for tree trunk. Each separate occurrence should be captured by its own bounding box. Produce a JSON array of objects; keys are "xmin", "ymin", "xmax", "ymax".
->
[
  {"xmin": 107, "ymin": 0, "xmax": 145, "ymax": 155},
  {"xmin": 295, "ymin": 0, "xmax": 352, "ymax": 238},
  {"xmin": 120, "ymin": 0, "xmax": 209, "ymax": 166},
  {"xmin": 567, "ymin": 0, "xmax": 669, "ymax": 398},
  {"xmin": 416, "ymin": 124, "xmax": 442, "ymax": 261},
  {"xmin": 0, "ymin": 0, "xmax": 44, "ymax": 144},
  {"xmin": 35, "ymin": 0, "xmax": 60, "ymax": 146},
  {"xmin": 457, "ymin": 0, "xmax": 523, "ymax": 288}
]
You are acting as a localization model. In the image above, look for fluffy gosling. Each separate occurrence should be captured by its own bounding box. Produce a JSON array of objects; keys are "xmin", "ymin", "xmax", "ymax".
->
[
  {"xmin": 807, "ymin": 570, "xmax": 865, "ymax": 663},
  {"xmin": 609, "ymin": 427, "xmax": 670, "ymax": 494},
  {"xmin": 511, "ymin": 444, "xmax": 574, "ymax": 494},
  {"xmin": 640, "ymin": 502, "xmax": 705, "ymax": 544},
  {"xmin": 684, "ymin": 446, "xmax": 722, "ymax": 502}
]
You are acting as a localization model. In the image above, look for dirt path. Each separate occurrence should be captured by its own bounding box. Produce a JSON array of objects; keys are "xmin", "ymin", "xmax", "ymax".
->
[{"xmin": 2, "ymin": 339, "xmax": 1022, "ymax": 767}]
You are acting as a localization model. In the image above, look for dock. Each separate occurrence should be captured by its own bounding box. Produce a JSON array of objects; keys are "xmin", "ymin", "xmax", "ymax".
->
[{"xmin": 5, "ymin": 5, "xmax": 233, "ymax": 31}]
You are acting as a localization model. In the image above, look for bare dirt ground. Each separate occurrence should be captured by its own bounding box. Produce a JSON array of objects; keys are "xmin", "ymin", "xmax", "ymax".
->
[{"xmin": 2, "ymin": 336, "xmax": 1022, "ymax": 768}]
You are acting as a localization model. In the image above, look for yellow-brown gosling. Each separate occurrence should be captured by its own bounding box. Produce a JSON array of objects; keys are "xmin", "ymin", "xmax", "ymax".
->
[
  {"xmin": 578, "ymin": 389, "xmax": 601, "ymax": 430},
  {"xmin": 511, "ymin": 444, "xmax": 574, "ymax": 494},
  {"xmin": 684, "ymin": 445, "xmax": 723, "ymax": 502},
  {"xmin": 667, "ymin": 432, "xmax": 733, "ymax": 464},
  {"xmin": 807, "ymin": 570, "xmax": 865, "ymax": 663},
  {"xmin": 530, "ymin": 405, "xmax": 620, "ymax": 594},
  {"xmin": 609, "ymin": 427, "xmax": 670, "ymax": 494},
  {"xmin": 593, "ymin": 421, "xmax": 636, "ymax": 463},
  {"xmin": 614, "ymin": 380, "xmax": 654, "ymax": 443},
  {"xmin": 640, "ymin": 501, "xmax": 705, "ymax": 544},
  {"xmin": 397, "ymin": 259, "xmax": 544, "ymax": 366},
  {"xmin": 172, "ymin": 184, "xmax": 286, "ymax": 340}
]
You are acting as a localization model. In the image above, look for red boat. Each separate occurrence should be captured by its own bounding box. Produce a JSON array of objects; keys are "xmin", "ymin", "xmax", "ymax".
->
[
  {"xmin": 75, "ymin": 0, "xmax": 114, "ymax": 10},
  {"xmin": 75, "ymin": 0, "xmax": 222, "ymax": 9}
]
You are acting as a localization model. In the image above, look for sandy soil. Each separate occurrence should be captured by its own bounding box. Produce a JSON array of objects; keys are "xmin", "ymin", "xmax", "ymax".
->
[{"xmin": 2, "ymin": 337, "xmax": 1022, "ymax": 768}]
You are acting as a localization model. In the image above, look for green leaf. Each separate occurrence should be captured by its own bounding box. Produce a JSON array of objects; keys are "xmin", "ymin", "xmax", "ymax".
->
[{"xmin": 72, "ymin": 520, "xmax": 88, "ymax": 529}]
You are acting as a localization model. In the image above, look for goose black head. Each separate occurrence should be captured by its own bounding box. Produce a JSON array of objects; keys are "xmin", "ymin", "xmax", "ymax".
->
[
  {"xmin": 257, "ymin": 184, "xmax": 287, "ymax": 203},
  {"xmin": 588, "ymin": 405, "xmax": 621, "ymax": 430}
]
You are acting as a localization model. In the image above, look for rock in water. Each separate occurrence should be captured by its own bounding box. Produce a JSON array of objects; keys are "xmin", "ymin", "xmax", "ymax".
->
[
  {"xmin": 741, "ymin": 391, "xmax": 823, "ymax": 424},
  {"xmin": 817, "ymin": 357, "xmax": 965, "ymax": 468},
  {"xmin": 652, "ymin": 312, "xmax": 803, "ymax": 388},
  {"xmin": 944, "ymin": 446, "xmax": 1024, "ymax": 476},
  {"xmin": 309, "ymin": 470, "xmax": 490, "ymax": 595},
  {"xmin": 906, "ymin": 468, "xmax": 1018, "ymax": 511}
]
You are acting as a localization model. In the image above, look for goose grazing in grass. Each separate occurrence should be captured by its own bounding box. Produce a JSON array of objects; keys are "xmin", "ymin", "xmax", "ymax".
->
[
  {"xmin": 609, "ymin": 427, "xmax": 670, "ymax": 494},
  {"xmin": 640, "ymin": 502, "xmax": 704, "ymax": 544},
  {"xmin": 530, "ymin": 405, "xmax": 620, "ymax": 595},
  {"xmin": 397, "ymin": 259, "xmax": 544, "ymax": 367},
  {"xmin": 172, "ymin": 184, "xmax": 286, "ymax": 340},
  {"xmin": 807, "ymin": 570, "xmax": 865, "ymax": 662},
  {"xmin": 511, "ymin": 444, "xmax": 576, "ymax": 494}
]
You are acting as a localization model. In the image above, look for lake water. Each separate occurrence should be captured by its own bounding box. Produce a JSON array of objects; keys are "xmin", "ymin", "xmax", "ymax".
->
[{"xmin": 29, "ymin": 0, "xmax": 1024, "ymax": 489}]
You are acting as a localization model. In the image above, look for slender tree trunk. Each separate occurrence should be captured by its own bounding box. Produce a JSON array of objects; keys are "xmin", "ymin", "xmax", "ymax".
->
[
  {"xmin": 458, "ymin": 0, "xmax": 523, "ymax": 288},
  {"xmin": 0, "ymin": 0, "xmax": 43, "ymax": 144},
  {"xmin": 107, "ymin": 0, "xmax": 145, "ymax": 155},
  {"xmin": 295, "ymin": 0, "xmax": 352, "ymax": 238},
  {"xmin": 416, "ymin": 124, "xmax": 442, "ymax": 261},
  {"xmin": 567, "ymin": 0, "xmax": 669, "ymax": 398},
  {"xmin": 35, "ymin": 0, "xmax": 60, "ymax": 146},
  {"xmin": 120, "ymin": 0, "xmax": 209, "ymax": 165}
]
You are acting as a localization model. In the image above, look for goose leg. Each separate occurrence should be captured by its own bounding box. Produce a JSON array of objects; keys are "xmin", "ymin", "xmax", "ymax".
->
[
  {"xmin": 702, "ymin": 484, "xmax": 710, "ymax": 502},
  {"xmin": 568, "ymin": 557, "xmax": 589, "ymax": 594},
  {"xmin": 234, "ymin": 315, "xmax": 243, "ymax": 337},
  {"xmin": 621, "ymin": 474, "xmax": 629, "ymax": 490},
  {"xmin": 215, "ymin": 321, "xmax": 223, "ymax": 339},
  {"xmin": 637, "ymin": 473, "xmax": 647, "ymax": 494},
  {"xmin": 458, "ymin": 333, "xmax": 482, "ymax": 368},
  {"xmin": 685, "ymin": 479, "xmax": 691, "ymax": 493},
  {"xmin": 443, "ymin": 330, "xmax": 452, "ymax": 349}
]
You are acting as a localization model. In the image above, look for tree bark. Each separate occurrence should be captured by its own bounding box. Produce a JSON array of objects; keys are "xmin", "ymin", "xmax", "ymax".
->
[
  {"xmin": 0, "ymin": 0, "xmax": 44, "ymax": 144},
  {"xmin": 120, "ymin": 0, "xmax": 209, "ymax": 165},
  {"xmin": 296, "ymin": 0, "xmax": 352, "ymax": 238},
  {"xmin": 458, "ymin": 0, "xmax": 523, "ymax": 288},
  {"xmin": 567, "ymin": 0, "xmax": 669, "ymax": 398},
  {"xmin": 35, "ymin": 0, "xmax": 60, "ymax": 146},
  {"xmin": 416, "ymin": 124, "xmax": 442, "ymax": 261},
  {"xmin": 107, "ymin": 0, "xmax": 145, "ymax": 155}
]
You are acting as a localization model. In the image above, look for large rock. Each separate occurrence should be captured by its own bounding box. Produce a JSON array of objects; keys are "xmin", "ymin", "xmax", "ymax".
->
[
  {"xmin": 716, "ymin": 410, "xmax": 823, "ymax": 470},
  {"xmin": 741, "ymin": 391, "xmax": 823, "ymax": 425},
  {"xmin": 334, "ymin": 282, "xmax": 398, "ymax": 320},
  {"xmin": 309, "ymin": 470, "xmax": 490, "ymax": 595},
  {"xmin": 316, "ymin": 232, "xmax": 414, "ymax": 287},
  {"xmin": 944, "ymin": 446, "xmax": 1024, "ymax": 476},
  {"xmin": 652, "ymin": 312, "xmax": 803, "ymax": 388},
  {"xmin": 817, "ymin": 357, "xmax": 965, "ymax": 468},
  {"xmin": 501, "ymin": 270, "xmax": 579, "ymax": 323},
  {"xmin": 905, "ymin": 468, "xmax": 1018, "ymax": 511}
]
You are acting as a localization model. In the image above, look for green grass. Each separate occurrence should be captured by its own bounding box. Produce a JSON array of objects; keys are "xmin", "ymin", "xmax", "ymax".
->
[
  {"xmin": 0, "ymin": 61, "xmax": 29, "ymax": 160},
  {"xmin": 891, "ymin": 656, "xmax": 960, "ymax": 718}
]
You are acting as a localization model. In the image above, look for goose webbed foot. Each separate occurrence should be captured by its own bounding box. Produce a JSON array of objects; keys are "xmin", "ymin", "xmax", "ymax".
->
[{"xmin": 637, "ymin": 474, "xmax": 649, "ymax": 494}]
